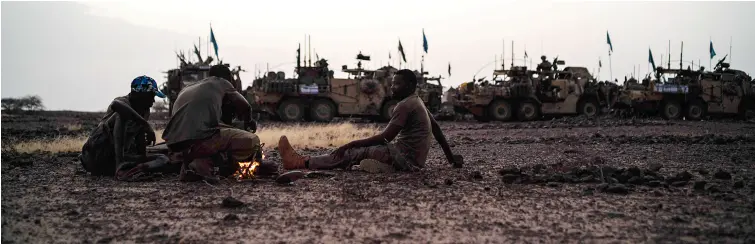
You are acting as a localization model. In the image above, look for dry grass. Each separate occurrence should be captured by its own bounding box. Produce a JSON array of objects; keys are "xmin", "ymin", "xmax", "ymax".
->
[
  {"xmin": 64, "ymin": 123, "xmax": 83, "ymax": 131},
  {"xmin": 256, "ymin": 122, "xmax": 381, "ymax": 150},
  {"xmin": 12, "ymin": 130, "xmax": 165, "ymax": 154},
  {"xmin": 10, "ymin": 122, "xmax": 381, "ymax": 154}
]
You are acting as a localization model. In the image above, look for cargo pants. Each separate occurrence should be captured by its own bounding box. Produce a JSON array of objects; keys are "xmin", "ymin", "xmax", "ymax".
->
[
  {"xmin": 307, "ymin": 143, "xmax": 420, "ymax": 172},
  {"xmin": 176, "ymin": 127, "xmax": 262, "ymax": 181}
]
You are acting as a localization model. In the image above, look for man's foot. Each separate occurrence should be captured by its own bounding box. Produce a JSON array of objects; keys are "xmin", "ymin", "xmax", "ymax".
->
[
  {"xmin": 359, "ymin": 159, "xmax": 394, "ymax": 173},
  {"xmin": 278, "ymin": 136, "xmax": 307, "ymax": 170}
]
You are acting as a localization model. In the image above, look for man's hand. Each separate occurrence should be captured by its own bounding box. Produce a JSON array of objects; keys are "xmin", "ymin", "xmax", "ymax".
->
[
  {"xmin": 330, "ymin": 143, "xmax": 352, "ymax": 159},
  {"xmin": 244, "ymin": 119, "xmax": 257, "ymax": 133},
  {"xmin": 448, "ymin": 154, "xmax": 464, "ymax": 168},
  {"xmin": 144, "ymin": 126, "xmax": 156, "ymax": 146}
]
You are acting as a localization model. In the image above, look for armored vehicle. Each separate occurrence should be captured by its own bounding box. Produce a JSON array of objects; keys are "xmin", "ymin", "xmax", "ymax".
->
[
  {"xmin": 247, "ymin": 49, "xmax": 444, "ymax": 122},
  {"xmin": 615, "ymin": 56, "xmax": 754, "ymax": 120},
  {"xmin": 162, "ymin": 51, "xmax": 244, "ymax": 115},
  {"xmin": 455, "ymin": 59, "xmax": 612, "ymax": 122}
]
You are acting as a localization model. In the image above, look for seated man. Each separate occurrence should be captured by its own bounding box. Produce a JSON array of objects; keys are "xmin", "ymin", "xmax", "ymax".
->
[
  {"xmin": 278, "ymin": 69, "xmax": 460, "ymax": 173},
  {"xmin": 80, "ymin": 75, "xmax": 170, "ymax": 181},
  {"xmin": 161, "ymin": 64, "xmax": 260, "ymax": 182}
]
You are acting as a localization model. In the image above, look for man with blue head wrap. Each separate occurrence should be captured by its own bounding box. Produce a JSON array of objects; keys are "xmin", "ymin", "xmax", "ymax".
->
[{"xmin": 79, "ymin": 75, "xmax": 173, "ymax": 181}]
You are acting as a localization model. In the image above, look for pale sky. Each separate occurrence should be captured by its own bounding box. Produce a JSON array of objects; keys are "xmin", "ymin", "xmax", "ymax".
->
[{"xmin": 2, "ymin": 1, "xmax": 754, "ymax": 111}]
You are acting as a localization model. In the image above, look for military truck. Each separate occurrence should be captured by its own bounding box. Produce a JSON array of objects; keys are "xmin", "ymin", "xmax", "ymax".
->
[
  {"xmin": 455, "ymin": 60, "xmax": 611, "ymax": 122},
  {"xmin": 615, "ymin": 56, "xmax": 754, "ymax": 120},
  {"xmin": 247, "ymin": 50, "xmax": 444, "ymax": 122},
  {"xmin": 161, "ymin": 51, "xmax": 244, "ymax": 115}
]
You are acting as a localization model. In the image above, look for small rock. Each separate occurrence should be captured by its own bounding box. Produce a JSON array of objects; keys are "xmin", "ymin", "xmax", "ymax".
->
[
  {"xmin": 499, "ymin": 167, "xmax": 521, "ymax": 175},
  {"xmin": 627, "ymin": 167, "xmax": 642, "ymax": 177},
  {"xmin": 652, "ymin": 190, "xmax": 664, "ymax": 197},
  {"xmin": 733, "ymin": 181, "xmax": 744, "ymax": 189},
  {"xmin": 647, "ymin": 181, "xmax": 662, "ymax": 187},
  {"xmin": 722, "ymin": 194, "xmax": 735, "ymax": 202},
  {"xmin": 607, "ymin": 177, "xmax": 619, "ymax": 184},
  {"xmin": 627, "ymin": 176, "xmax": 644, "ymax": 185},
  {"xmin": 648, "ymin": 163, "xmax": 663, "ymax": 172},
  {"xmin": 697, "ymin": 168, "xmax": 709, "ymax": 175},
  {"xmin": 705, "ymin": 184, "xmax": 721, "ymax": 193},
  {"xmin": 65, "ymin": 210, "xmax": 80, "ymax": 216},
  {"xmin": 221, "ymin": 197, "xmax": 245, "ymax": 208},
  {"xmin": 714, "ymin": 170, "xmax": 732, "ymax": 180},
  {"xmin": 532, "ymin": 164, "xmax": 546, "ymax": 174},
  {"xmin": 223, "ymin": 214, "xmax": 240, "ymax": 221},
  {"xmin": 546, "ymin": 182, "xmax": 560, "ymax": 188},
  {"xmin": 502, "ymin": 174, "xmax": 520, "ymax": 184},
  {"xmin": 668, "ymin": 171, "xmax": 693, "ymax": 183},
  {"xmin": 34, "ymin": 219, "xmax": 40, "ymax": 225},
  {"xmin": 693, "ymin": 181, "xmax": 707, "ymax": 191},
  {"xmin": 444, "ymin": 179, "xmax": 454, "ymax": 186},
  {"xmin": 671, "ymin": 181, "xmax": 688, "ymax": 187},
  {"xmin": 484, "ymin": 186, "xmax": 491, "ymax": 191},
  {"xmin": 671, "ymin": 216, "xmax": 688, "ymax": 223},
  {"xmin": 603, "ymin": 184, "xmax": 629, "ymax": 194},
  {"xmin": 471, "ymin": 171, "xmax": 483, "ymax": 180}
]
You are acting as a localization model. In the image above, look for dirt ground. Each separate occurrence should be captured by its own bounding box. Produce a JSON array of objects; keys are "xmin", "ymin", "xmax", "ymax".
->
[{"xmin": 2, "ymin": 111, "xmax": 755, "ymax": 243}]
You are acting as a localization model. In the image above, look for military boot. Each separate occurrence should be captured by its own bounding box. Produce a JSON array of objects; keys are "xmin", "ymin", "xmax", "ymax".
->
[{"xmin": 278, "ymin": 136, "xmax": 308, "ymax": 170}]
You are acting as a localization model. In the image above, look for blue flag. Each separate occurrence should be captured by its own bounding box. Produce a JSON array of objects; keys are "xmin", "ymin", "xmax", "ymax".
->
[
  {"xmin": 649, "ymin": 48, "xmax": 656, "ymax": 71},
  {"xmin": 422, "ymin": 29, "xmax": 428, "ymax": 53},
  {"xmin": 210, "ymin": 27, "xmax": 219, "ymax": 58},
  {"xmin": 606, "ymin": 31, "xmax": 613, "ymax": 53},
  {"xmin": 709, "ymin": 40, "xmax": 716, "ymax": 59}
]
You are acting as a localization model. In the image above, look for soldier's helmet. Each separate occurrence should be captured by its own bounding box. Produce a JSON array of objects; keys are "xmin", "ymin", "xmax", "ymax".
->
[{"xmin": 541, "ymin": 55, "xmax": 546, "ymax": 60}]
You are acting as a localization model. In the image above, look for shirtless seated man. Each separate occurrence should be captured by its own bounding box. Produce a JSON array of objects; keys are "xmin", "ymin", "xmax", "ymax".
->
[
  {"xmin": 79, "ymin": 75, "xmax": 171, "ymax": 180},
  {"xmin": 278, "ymin": 69, "xmax": 461, "ymax": 172}
]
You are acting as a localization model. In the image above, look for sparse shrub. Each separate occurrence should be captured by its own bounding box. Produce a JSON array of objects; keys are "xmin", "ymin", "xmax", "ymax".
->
[{"xmin": 1, "ymin": 95, "xmax": 45, "ymax": 112}]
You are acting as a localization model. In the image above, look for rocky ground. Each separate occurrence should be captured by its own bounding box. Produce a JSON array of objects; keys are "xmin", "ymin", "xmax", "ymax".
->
[{"xmin": 2, "ymin": 111, "xmax": 755, "ymax": 243}]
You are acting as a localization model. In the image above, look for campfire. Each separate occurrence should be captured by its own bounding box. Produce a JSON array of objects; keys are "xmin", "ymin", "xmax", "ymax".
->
[{"xmin": 233, "ymin": 149, "xmax": 265, "ymax": 180}]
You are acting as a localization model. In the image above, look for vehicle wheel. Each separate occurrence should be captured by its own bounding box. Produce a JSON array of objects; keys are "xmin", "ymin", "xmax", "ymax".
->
[
  {"xmin": 660, "ymin": 100, "xmax": 682, "ymax": 120},
  {"xmin": 686, "ymin": 100, "xmax": 706, "ymax": 121},
  {"xmin": 517, "ymin": 101, "xmax": 540, "ymax": 121},
  {"xmin": 381, "ymin": 100, "xmax": 399, "ymax": 122},
  {"xmin": 277, "ymin": 99, "xmax": 304, "ymax": 122},
  {"xmin": 488, "ymin": 100, "xmax": 514, "ymax": 121},
  {"xmin": 578, "ymin": 99, "xmax": 599, "ymax": 117},
  {"xmin": 309, "ymin": 100, "xmax": 336, "ymax": 122}
]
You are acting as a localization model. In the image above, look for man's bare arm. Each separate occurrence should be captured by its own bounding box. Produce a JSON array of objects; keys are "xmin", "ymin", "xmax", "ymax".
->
[
  {"xmin": 225, "ymin": 92, "xmax": 252, "ymax": 123},
  {"xmin": 350, "ymin": 124, "xmax": 402, "ymax": 149},
  {"xmin": 428, "ymin": 110, "xmax": 456, "ymax": 165},
  {"xmin": 110, "ymin": 100, "xmax": 150, "ymax": 128}
]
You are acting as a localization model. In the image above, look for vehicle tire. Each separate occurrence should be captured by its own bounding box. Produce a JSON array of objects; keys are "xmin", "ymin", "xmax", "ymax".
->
[
  {"xmin": 660, "ymin": 100, "xmax": 682, "ymax": 120},
  {"xmin": 277, "ymin": 99, "xmax": 304, "ymax": 122},
  {"xmin": 381, "ymin": 100, "xmax": 399, "ymax": 122},
  {"xmin": 686, "ymin": 100, "xmax": 706, "ymax": 121},
  {"xmin": 488, "ymin": 100, "xmax": 514, "ymax": 121},
  {"xmin": 578, "ymin": 99, "xmax": 599, "ymax": 117},
  {"xmin": 309, "ymin": 100, "xmax": 336, "ymax": 122},
  {"xmin": 517, "ymin": 101, "xmax": 540, "ymax": 121}
]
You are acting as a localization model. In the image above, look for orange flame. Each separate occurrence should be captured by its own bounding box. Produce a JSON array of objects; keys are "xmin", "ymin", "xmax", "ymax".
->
[{"xmin": 234, "ymin": 149, "xmax": 264, "ymax": 180}]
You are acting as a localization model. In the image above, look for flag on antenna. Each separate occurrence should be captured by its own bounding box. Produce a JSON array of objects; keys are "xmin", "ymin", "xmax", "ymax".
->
[
  {"xmin": 649, "ymin": 48, "xmax": 656, "ymax": 71},
  {"xmin": 210, "ymin": 26, "xmax": 219, "ymax": 58},
  {"xmin": 606, "ymin": 31, "xmax": 613, "ymax": 53},
  {"xmin": 448, "ymin": 62, "xmax": 451, "ymax": 76},
  {"xmin": 422, "ymin": 29, "xmax": 428, "ymax": 53},
  {"xmin": 524, "ymin": 51, "xmax": 528, "ymax": 58},
  {"xmin": 599, "ymin": 58, "xmax": 602, "ymax": 68},
  {"xmin": 709, "ymin": 40, "xmax": 716, "ymax": 59},
  {"xmin": 398, "ymin": 39, "xmax": 407, "ymax": 62}
]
